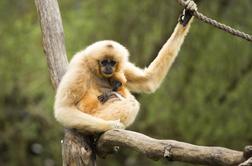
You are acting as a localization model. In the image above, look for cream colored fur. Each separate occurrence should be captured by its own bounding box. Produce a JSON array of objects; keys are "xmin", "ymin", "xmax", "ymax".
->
[{"xmin": 54, "ymin": 19, "xmax": 193, "ymax": 133}]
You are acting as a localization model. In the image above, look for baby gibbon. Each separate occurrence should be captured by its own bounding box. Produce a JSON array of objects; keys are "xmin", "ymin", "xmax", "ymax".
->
[{"xmin": 54, "ymin": 3, "xmax": 197, "ymax": 133}]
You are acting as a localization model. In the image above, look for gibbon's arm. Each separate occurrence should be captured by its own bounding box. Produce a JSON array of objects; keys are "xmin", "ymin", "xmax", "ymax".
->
[
  {"xmin": 125, "ymin": 19, "xmax": 193, "ymax": 93},
  {"xmin": 54, "ymin": 68, "xmax": 124, "ymax": 132}
]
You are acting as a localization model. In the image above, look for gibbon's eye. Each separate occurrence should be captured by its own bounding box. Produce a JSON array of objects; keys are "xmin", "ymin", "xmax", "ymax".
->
[
  {"xmin": 110, "ymin": 60, "xmax": 116, "ymax": 66},
  {"xmin": 100, "ymin": 59, "xmax": 109, "ymax": 66}
]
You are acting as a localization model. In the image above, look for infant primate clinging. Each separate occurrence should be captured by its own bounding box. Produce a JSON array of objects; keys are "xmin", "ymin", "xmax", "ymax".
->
[
  {"xmin": 96, "ymin": 57, "xmax": 127, "ymax": 104},
  {"xmin": 54, "ymin": 1, "xmax": 197, "ymax": 133}
]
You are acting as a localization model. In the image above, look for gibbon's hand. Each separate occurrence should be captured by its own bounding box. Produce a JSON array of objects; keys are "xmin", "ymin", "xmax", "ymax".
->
[
  {"xmin": 109, "ymin": 119, "xmax": 125, "ymax": 129},
  {"xmin": 111, "ymin": 79, "xmax": 122, "ymax": 91},
  {"xmin": 179, "ymin": 0, "xmax": 197, "ymax": 26},
  {"xmin": 98, "ymin": 91, "xmax": 120, "ymax": 104}
]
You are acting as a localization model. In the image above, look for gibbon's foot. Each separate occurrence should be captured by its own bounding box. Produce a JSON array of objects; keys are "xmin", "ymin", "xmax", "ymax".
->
[
  {"xmin": 98, "ymin": 92, "xmax": 111, "ymax": 104},
  {"xmin": 98, "ymin": 91, "xmax": 119, "ymax": 104},
  {"xmin": 179, "ymin": 0, "xmax": 197, "ymax": 26},
  {"xmin": 109, "ymin": 119, "xmax": 125, "ymax": 129}
]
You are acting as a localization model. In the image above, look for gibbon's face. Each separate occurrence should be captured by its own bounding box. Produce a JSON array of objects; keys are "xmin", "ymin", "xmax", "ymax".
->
[
  {"xmin": 83, "ymin": 40, "xmax": 129, "ymax": 78},
  {"xmin": 99, "ymin": 58, "xmax": 117, "ymax": 78}
]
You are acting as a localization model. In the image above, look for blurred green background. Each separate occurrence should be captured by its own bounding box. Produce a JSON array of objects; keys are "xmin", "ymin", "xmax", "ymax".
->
[{"xmin": 0, "ymin": 0, "xmax": 251, "ymax": 165}]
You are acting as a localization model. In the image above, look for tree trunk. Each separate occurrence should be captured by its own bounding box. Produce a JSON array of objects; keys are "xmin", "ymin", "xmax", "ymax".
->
[{"xmin": 34, "ymin": 0, "xmax": 95, "ymax": 165}]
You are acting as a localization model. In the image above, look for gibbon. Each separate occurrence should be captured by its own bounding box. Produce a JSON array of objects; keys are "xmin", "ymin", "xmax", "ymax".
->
[{"xmin": 54, "ymin": 2, "xmax": 197, "ymax": 133}]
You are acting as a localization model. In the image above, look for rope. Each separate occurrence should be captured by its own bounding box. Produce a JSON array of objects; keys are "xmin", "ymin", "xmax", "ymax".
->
[{"xmin": 177, "ymin": 0, "xmax": 252, "ymax": 42}]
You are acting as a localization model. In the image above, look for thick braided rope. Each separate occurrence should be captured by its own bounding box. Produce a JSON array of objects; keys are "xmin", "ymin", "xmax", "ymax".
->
[{"xmin": 177, "ymin": 0, "xmax": 252, "ymax": 42}]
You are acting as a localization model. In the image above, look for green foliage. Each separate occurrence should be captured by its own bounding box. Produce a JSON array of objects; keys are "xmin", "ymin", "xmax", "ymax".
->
[{"xmin": 0, "ymin": 0, "xmax": 251, "ymax": 165}]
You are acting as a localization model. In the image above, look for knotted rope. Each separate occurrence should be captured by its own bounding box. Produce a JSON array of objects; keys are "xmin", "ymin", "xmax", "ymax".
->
[{"xmin": 177, "ymin": 0, "xmax": 252, "ymax": 42}]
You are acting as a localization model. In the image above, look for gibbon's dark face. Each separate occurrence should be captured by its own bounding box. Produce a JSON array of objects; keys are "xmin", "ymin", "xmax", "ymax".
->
[{"xmin": 99, "ymin": 58, "xmax": 117, "ymax": 78}]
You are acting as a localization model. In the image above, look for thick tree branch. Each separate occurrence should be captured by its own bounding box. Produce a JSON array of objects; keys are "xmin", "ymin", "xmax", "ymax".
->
[{"xmin": 97, "ymin": 129, "xmax": 249, "ymax": 166}]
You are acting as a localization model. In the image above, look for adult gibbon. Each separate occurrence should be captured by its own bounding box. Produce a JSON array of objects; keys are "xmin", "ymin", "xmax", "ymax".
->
[{"xmin": 54, "ymin": 1, "xmax": 197, "ymax": 133}]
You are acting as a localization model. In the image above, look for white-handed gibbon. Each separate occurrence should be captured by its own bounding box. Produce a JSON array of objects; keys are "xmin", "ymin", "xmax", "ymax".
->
[{"xmin": 54, "ymin": 1, "xmax": 197, "ymax": 133}]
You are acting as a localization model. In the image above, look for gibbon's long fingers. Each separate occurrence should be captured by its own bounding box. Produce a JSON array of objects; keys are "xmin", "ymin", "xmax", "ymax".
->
[
  {"xmin": 125, "ymin": 20, "xmax": 193, "ymax": 93},
  {"xmin": 54, "ymin": 106, "xmax": 116, "ymax": 132}
]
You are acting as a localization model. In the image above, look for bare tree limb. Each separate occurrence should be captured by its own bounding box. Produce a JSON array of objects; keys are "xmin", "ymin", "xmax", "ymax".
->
[
  {"xmin": 97, "ymin": 129, "xmax": 247, "ymax": 166},
  {"xmin": 34, "ymin": 0, "xmax": 95, "ymax": 165}
]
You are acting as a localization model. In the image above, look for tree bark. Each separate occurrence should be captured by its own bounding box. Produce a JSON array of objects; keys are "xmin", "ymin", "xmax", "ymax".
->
[
  {"xmin": 97, "ymin": 129, "xmax": 249, "ymax": 166},
  {"xmin": 34, "ymin": 0, "xmax": 95, "ymax": 165},
  {"xmin": 34, "ymin": 0, "xmax": 68, "ymax": 87}
]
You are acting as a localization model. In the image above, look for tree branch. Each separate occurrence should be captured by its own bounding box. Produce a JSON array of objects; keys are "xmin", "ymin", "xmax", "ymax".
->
[{"xmin": 97, "ymin": 129, "xmax": 249, "ymax": 166}]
